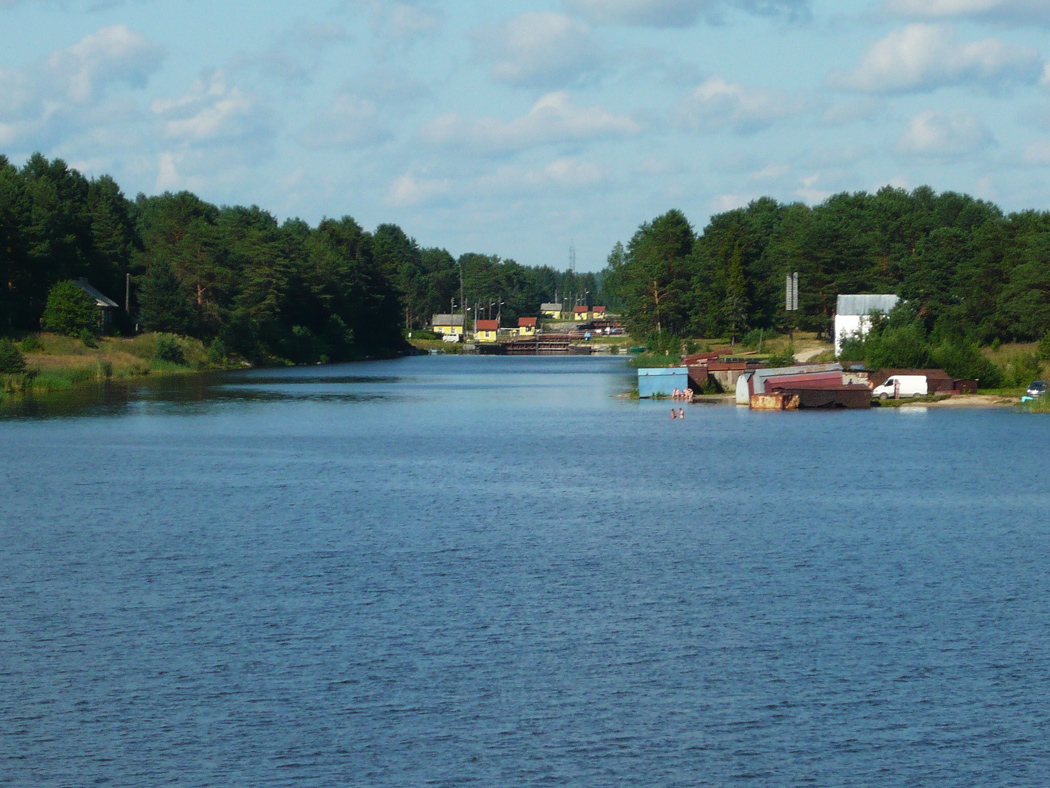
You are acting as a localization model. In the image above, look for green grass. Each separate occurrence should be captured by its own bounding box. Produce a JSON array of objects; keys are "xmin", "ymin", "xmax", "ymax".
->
[{"xmin": 0, "ymin": 331, "xmax": 222, "ymax": 403}]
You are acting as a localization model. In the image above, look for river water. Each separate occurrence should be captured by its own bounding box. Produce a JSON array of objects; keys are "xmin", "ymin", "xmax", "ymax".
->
[{"xmin": 2, "ymin": 356, "xmax": 1049, "ymax": 786}]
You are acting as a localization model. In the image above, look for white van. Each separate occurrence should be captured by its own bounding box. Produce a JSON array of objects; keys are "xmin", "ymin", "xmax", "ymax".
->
[{"xmin": 872, "ymin": 375, "xmax": 927, "ymax": 400}]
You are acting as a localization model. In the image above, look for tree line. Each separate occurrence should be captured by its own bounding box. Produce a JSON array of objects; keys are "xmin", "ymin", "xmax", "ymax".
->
[
  {"xmin": 1, "ymin": 153, "xmax": 612, "ymax": 363},
  {"xmin": 606, "ymin": 186, "xmax": 1050, "ymax": 348}
]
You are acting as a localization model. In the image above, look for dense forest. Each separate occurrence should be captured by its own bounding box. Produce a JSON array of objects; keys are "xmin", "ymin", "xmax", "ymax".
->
[
  {"xmin": 0, "ymin": 153, "xmax": 608, "ymax": 363},
  {"xmin": 606, "ymin": 188, "xmax": 1050, "ymax": 347}
]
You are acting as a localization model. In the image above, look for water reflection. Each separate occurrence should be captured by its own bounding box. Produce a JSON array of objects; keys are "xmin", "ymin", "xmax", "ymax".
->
[{"xmin": 1, "ymin": 356, "xmax": 635, "ymax": 421}]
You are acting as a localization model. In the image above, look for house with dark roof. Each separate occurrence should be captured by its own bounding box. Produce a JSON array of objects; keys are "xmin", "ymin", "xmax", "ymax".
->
[{"xmin": 73, "ymin": 278, "xmax": 120, "ymax": 331}]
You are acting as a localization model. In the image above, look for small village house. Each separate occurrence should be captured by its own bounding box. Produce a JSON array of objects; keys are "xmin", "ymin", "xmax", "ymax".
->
[
  {"xmin": 540, "ymin": 302, "xmax": 563, "ymax": 319},
  {"xmin": 74, "ymin": 278, "xmax": 120, "ymax": 331},
  {"xmin": 431, "ymin": 313, "xmax": 465, "ymax": 338},
  {"xmin": 573, "ymin": 305, "xmax": 591, "ymax": 321},
  {"xmin": 592, "ymin": 306, "xmax": 606, "ymax": 319},
  {"xmin": 476, "ymin": 319, "xmax": 499, "ymax": 343},
  {"xmin": 517, "ymin": 317, "xmax": 537, "ymax": 337}
]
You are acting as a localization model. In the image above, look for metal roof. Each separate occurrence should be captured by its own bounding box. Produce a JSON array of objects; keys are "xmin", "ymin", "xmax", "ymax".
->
[
  {"xmin": 74, "ymin": 278, "xmax": 119, "ymax": 309},
  {"xmin": 836, "ymin": 294, "xmax": 899, "ymax": 316},
  {"xmin": 476, "ymin": 319, "xmax": 499, "ymax": 330},
  {"xmin": 540, "ymin": 303, "xmax": 563, "ymax": 311},
  {"xmin": 431, "ymin": 314, "xmax": 465, "ymax": 326}
]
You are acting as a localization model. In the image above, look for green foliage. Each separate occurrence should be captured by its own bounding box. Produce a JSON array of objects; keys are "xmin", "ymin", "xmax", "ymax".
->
[
  {"xmin": 154, "ymin": 334, "xmax": 185, "ymax": 365},
  {"xmin": 1038, "ymin": 330, "xmax": 1050, "ymax": 362},
  {"xmin": 78, "ymin": 328, "xmax": 98, "ymax": 348},
  {"xmin": 19, "ymin": 334, "xmax": 41, "ymax": 353},
  {"xmin": 1000, "ymin": 350, "xmax": 1043, "ymax": 388},
  {"xmin": 766, "ymin": 345, "xmax": 796, "ymax": 367},
  {"xmin": 866, "ymin": 323, "xmax": 932, "ymax": 370},
  {"xmin": 741, "ymin": 329, "xmax": 766, "ymax": 351},
  {"xmin": 207, "ymin": 338, "xmax": 227, "ymax": 366},
  {"xmin": 41, "ymin": 281, "xmax": 98, "ymax": 337},
  {"xmin": 930, "ymin": 339, "xmax": 1002, "ymax": 388},
  {"xmin": 0, "ymin": 340, "xmax": 27, "ymax": 373}
]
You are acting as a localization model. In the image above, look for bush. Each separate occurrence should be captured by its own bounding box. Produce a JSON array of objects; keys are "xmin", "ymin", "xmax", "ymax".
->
[
  {"xmin": 411, "ymin": 329, "xmax": 439, "ymax": 340},
  {"xmin": 154, "ymin": 334, "xmax": 185, "ymax": 365},
  {"xmin": 741, "ymin": 329, "xmax": 766, "ymax": 351},
  {"xmin": 1038, "ymin": 331, "xmax": 1050, "ymax": 362},
  {"xmin": 207, "ymin": 338, "xmax": 227, "ymax": 366},
  {"xmin": 41, "ymin": 281, "xmax": 98, "ymax": 337},
  {"xmin": 767, "ymin": 345, "xmax": 796, "ymax": 367},
  {"xmin": 19, "ymin": 335, "xmax": 42, "ymax": 353},
  {"xmin": 1001, "ymin": 350, "xmax": 1042, "ymax": 388},
  {"xmin": 930, "ymin": 340, "xmax": 1002, "ymax": 388},
  {"xmin": 79, "ymin": 328, "xmax": 98, "ymax": 348},
  {"xmin": 0, "ymin": 340, "xmax": 27, "ymax": 374}
]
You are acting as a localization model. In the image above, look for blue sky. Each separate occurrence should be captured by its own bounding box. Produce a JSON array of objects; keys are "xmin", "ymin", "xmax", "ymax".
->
[{"xmin": 3, "ymin": 0, "xmax": 1050, "ymax": 271}]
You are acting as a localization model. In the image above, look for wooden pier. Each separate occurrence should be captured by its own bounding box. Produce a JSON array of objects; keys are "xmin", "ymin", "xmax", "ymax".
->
[{"xmin": 501, "ymin": 334, "xmax": 592, "ymax": 355}]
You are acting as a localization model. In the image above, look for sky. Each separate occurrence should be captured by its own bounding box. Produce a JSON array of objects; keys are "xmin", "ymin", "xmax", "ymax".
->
[{"xmin": 3, "ymin": 0, "xmax": 1050, "ymax": 271}]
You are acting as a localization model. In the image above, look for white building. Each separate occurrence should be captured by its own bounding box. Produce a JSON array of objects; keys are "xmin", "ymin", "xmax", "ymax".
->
[{"xmin": 834, "ymin": 294, "xmax": 900, "ymax": 356}]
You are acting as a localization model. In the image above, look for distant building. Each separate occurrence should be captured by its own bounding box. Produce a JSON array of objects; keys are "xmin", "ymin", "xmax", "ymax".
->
[
  {"xmin": 573, "ymin": 305, "xmax": 591, "ymax": 321},
  {"xmin": 517, "ymin": 316, "xmax": 537, "ymax": 336},
  {"xmin": 834, "ymin": 294, "xmax": 900, "ymax": 356},
  {"xmin": 540, "ymin": 303, "xmax": 563, "ymax": 319},
  {"xmin": 476, "ymin": 319, "xmax": 500, "ymax": 343},
  {"xmin": 73, "ymin": 278, "xmax": 120, "ymax": 331},
  {"xmin": 592, "ymin": 306, "xmax": 606, "ymax": 319},
  {"xmin": 432, "ymin": 313, "xmax": 465, "ymax": 338}
]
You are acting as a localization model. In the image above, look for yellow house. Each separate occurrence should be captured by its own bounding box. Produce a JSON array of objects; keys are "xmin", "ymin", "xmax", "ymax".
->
[
  {"xmin": 432, "ymin": 313, "xmax": 465, "ymax": 337},
  {"xmin": 573, "ymin": 305, "xmax": 591, "ymax": 321},
  {"xmin": 540, "ymin": 302, "xmax": 563, "ymax": 319},
  {"xmin": 517, "ymin": 317, "xmax": 537, "ymax": 336},
  {"xmin": 476, "ymin": 319, "xmax": 500, "ymax": 343},
  {"xmin": 592, "ymin": 306, "xmax": 607, "ymax": 320}
]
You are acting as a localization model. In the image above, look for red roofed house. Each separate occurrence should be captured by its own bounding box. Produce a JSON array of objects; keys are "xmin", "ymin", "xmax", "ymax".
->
[
  {"xmin": 517, "ymin": 316, "xmax": 537, "ymax": 336},
  {"xmin": 476, "ymin": 319, "xmax": 500, "ymax": 343},
  {"xmin": 573, "ymin": 305, "xmax": 591, "ymax": 321}
]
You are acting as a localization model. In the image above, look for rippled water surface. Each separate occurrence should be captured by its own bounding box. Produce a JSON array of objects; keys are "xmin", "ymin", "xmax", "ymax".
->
[{"xmin": 3, "ymin": 356, "xmax": 1050, "ymax": 786}]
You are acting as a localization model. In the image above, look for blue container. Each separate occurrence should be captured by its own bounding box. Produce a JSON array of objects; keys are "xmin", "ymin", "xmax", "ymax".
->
[{"xmin": 637, "ymin": 367, "xmax": 688, "ymax": 398}]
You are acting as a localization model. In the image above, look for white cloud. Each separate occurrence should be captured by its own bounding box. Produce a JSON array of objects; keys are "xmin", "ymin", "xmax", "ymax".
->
[
  {"xmin": 385, "ymin": 3, "xmax": 444, "ymax": 38},
  {"xmin": 833, "ymin": 24, "xmax": 1040, "ymax": 94},
  {"xmin": 385, "ymin": 156, "xmax": 609, "ymax": 210},
  {"xmin": 896, "ymin": 109, "xmax": 995, "ymax": 157},
  {"xmin": 795, "ymin": 173, "xmax": 831, "ymax": 202},
  {"xmin": 563, "ymin": 0, "xmax": 809, "ymax": 26},
  {"xmin": 474, "ymin": 12, "xmax": 601, "ymax": 88},
  {"xmin": 882, "ymin": 0, "xmax": 1050, "ymax": 25},
  {"xmin": 421, "ymin": 92, "xmax": 641, "ymax": 153},
  {"xmin": 387, "ymin": 171, "xmax": 451, "ymax": 207},
  {"xmin": 486, "ymin": 157, "xmax": 609, "ymax": 192},
  {"xmin": 151, "ymin": 71, "xmax": 271, "ymax": 146},
  {"xmin": 301, "ymin": 92, "xmax": 391, "ymax": 149},
  {"xmin": 45, "ymin": 25, "xmax": 163, "ymax": 103},
  {"xmin": 1022, "ymin": 140, "xmax": 1050, "ymax": 164},
  {"xmin": 0, "ymin": 26, "xmax": 162, "ymax": 151},
  {"xmin": 673, "ymin": 76, "xmax": 805, "ymax": 133},
  {"xmin": 822, "ymin": 98, "xmax": 884, "ymax": 125},
  {"xmin": 232, "ymin": 21, "xmax": 348, "ymax": 85}
]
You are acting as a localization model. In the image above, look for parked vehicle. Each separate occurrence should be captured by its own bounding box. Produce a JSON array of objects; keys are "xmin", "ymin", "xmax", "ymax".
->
[
  {"xmin": 1026, "ymin": 380, "xmax": 1047, "ymax": 398},
  {"xmin": 872, "ymin": 375, "xmax": 928, "ymax": 400}
]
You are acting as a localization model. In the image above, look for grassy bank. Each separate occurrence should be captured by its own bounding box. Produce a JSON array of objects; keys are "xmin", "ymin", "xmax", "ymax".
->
[{"xmin": 1, "ymin": 332, "xmax": 228, "ymax": 401}]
